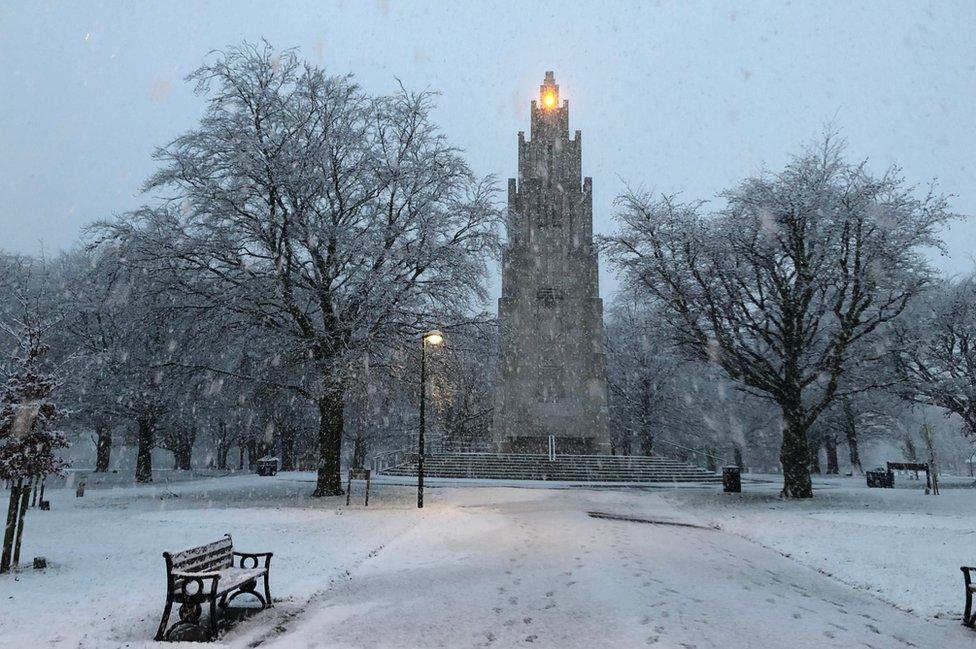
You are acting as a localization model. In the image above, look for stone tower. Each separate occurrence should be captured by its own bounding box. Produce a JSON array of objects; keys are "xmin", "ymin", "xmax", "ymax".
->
[{"xmin": 493, "ymin": 71, "xmax": 610, "ymax": 455}]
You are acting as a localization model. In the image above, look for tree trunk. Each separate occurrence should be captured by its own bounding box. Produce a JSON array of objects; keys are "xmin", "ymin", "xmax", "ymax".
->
[
  {"xmin": 1, "ymin": 480, "xmax": 22, "ymax": 573},
  {"xmin": 620, "ymin": 434, "xmax": 632, "ymax": 457},
  {"xmin": 921, "ymin": 423, "xmax": 940, "ymax": 496},
  {"xmin": 780, "ymin": 406, "xmax": 813, "ymax": 498},
  {"xmin": 639, "ymin": 431, "xmax": 654, "ymax": 457},
  {"xmin": 279, "ymin": 425, "xmax": 295, "ymax": 471},
  {"xmin": 179, "ymin": 426, "xmax": 196, "ymax": 471},
  {"xmin": 351, "ymin": 432, "xmax": 366, "ymax": 470},
  {"xmin": 843, "ymin": 402, "xmax": 864, "ymax": 475},
  {"xmin": 11, "ymin": 486, "xmax": 29, "ymax": 568},
  {"xmin": 94, "ymin": 423, "xmax": 112, "ymax": 473},
  {"xmin": 809, "ymin": 441, "xmax": 822, "ymax": 474},
  {"xmin": 246, "ymin": 437, "xmax": 258, "ymax": 470},
  {"xmin": 215, "ymin": 419, "xmax": 229, "ymax": 470},
  {"xmin": 824, "ymin": 435, "xmax": 840, "ymax": 474},
  {"xmin": 135, "ymin": 417, "xmax": 155, "ymax": 484},
  {"xmin": 312, "ymin": 387, "xmax": 344, "ymax": 497},
  {"xmin": 173, "ymin": 439, "xmax": 193, "ymax": 471}
]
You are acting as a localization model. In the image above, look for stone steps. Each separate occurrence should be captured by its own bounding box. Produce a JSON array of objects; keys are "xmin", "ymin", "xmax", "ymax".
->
[{"xmin": 379, "ymin": 452, "xmax": 722, "ymax": 483}]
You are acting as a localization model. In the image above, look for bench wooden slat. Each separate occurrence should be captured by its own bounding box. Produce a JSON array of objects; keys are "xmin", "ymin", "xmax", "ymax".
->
[
  {"xmin": 170, "ymin": 537, "xmax": 234, "ymax": 572},
  {"xmin": 178, "ymin": 554, "xmax": 233, "ymax": 573}
]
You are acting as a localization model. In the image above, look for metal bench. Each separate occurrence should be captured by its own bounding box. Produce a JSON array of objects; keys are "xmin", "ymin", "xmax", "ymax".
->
[
  {"xmin": 155, "ymin": 534, "xmax": 273, "ymax": 641},
  {"xmin": 962, "ymin": 566, "xmax": 976, "ymax": 627}
]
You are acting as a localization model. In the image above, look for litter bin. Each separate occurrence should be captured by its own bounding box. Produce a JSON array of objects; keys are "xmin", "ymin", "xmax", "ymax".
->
[
  {"xmin": 722, "ymin": 466, "xmax": 741, "ymax": 493},
  {"xmin": 256, "ymin": 457, "xmax": 279, "ymax": 477}
]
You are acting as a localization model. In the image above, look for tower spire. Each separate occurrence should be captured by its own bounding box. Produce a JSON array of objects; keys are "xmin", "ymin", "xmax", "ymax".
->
[{"xmin": 540, "ymin": 71, "xmax": 559, "ymax": 109}]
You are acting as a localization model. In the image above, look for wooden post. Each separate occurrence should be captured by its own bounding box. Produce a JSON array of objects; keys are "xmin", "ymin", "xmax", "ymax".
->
[
  {"xmin": 1, "ymin": 481, "xmax": 22, "ymax": 573},
  {"xmin": 346, "ymin": 469, "xmax": 371, "ymax": 506},
  {"xmin": 11, "ymin": 485, "xmax": 30, "ymax": 568}
]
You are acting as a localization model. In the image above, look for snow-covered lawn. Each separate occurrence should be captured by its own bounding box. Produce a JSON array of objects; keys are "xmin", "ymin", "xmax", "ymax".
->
[
  {"xmin": 662, "ymin": 473, "xmax": 976, "ymax": 619},
  {"xmin": 0, "ymin": 473, "xmax": 421, "ymax": 648},
  {"xmin": 1, "ymin": 472, "xmax": 974, "ymax": 648}
]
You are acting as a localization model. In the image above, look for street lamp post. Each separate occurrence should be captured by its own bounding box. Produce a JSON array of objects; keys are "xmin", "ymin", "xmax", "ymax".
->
[{"xmin": 418, "ymin": 329, "xmax": 443, "ymax": 509}]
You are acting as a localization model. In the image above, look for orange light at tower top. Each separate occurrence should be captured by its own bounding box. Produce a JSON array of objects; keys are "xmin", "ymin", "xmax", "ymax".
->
[{"xmin": 539, "ymin": 70, "xmax": 559, "ymax": 110}]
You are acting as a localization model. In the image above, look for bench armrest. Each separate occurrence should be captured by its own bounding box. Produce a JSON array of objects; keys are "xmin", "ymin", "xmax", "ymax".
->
[
  {"xmin": 962, "ymin": 567, "xmax": 976, "ymax": 586},
  {"xmin": 234, "ymin": 551, "xmax": 273, "ymax": 569}
]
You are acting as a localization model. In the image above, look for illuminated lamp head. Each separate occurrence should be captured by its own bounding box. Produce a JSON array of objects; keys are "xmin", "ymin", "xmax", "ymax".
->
[{"xmin": 542, "ymin": 90, "xmax": 558, "ymax": 109}]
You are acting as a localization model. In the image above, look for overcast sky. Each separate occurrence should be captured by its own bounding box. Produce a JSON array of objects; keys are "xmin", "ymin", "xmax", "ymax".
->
[{"xmin": 2, "ymin": 0, "xmax": 974, "ymax": 301}]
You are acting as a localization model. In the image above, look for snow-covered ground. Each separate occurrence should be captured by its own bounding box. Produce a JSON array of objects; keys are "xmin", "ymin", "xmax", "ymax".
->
[
  {"xmin": 1, "ymin": 472, "xmax": 974, "ymax": 648},
  {"xmin": 663, "ymin": 472, "xmax": 976, "ymax": 620}
]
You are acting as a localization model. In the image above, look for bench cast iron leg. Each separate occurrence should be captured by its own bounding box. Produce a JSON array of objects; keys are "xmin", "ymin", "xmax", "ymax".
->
[
  {"xmin": 263, "ymin": 572, "xmax": 273, "ymax": 607},
  {"xmin": 208, "ymin": 595, "xmax": 219, "ymax": 641},
  {"xmin": 155, "ymin": 596, "xmax": 174, "ymax": 641},
  {"xmin": 965, "ymin": 589, "xmax": 973, "ymax": 627}
]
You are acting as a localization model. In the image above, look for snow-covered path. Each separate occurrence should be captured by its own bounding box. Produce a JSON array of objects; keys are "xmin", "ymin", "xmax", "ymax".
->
[{"xmin": 256, "ymin": 486, "xmax": 970, "ymax": 649}]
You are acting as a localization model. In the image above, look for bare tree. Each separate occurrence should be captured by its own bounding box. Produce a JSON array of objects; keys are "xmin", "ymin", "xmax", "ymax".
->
[
  {"xmin": 893, "ymin": 275, "xmax": 976, "ymax": 437},
  {"xmin": 604, "ymin": 136, "xmax": 954, "ymax": 497},
  {"xmin": 605, "ymin": 298, "xmax": 779, "ymax": 468},
  {"xmin": 605, "ymin": 299, "xmax": 686, "ymax": 456},
  {"xmin": 98, "ymin": 42, "xmax": 499, "ymax": 495},
  {"xmin": 58, "ymin": 249, "xmax": 127, "ymax": 473},
  {"xmin": 63, "ymin": 244, "xmax": 204, "ymax": 483},
  {"xmin": 429, "ymin": 322, "xmax": 496, "ymax": 451}
]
